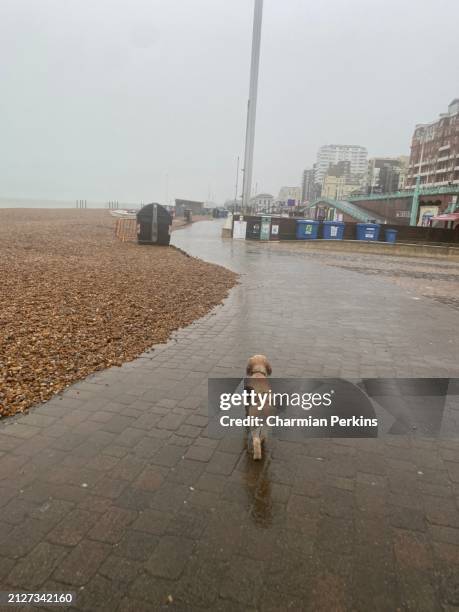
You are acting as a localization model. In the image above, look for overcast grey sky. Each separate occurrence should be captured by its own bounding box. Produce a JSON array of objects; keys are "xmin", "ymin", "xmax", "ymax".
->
[{"xmin": 1, "ymin": 0, "xmax": 458, "ymax": 204}]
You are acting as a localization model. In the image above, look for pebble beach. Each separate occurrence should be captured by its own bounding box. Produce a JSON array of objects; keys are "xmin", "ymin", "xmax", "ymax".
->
[{"xmin": 0, "ymin": 209, "xmax": 237, "ymax": 418}]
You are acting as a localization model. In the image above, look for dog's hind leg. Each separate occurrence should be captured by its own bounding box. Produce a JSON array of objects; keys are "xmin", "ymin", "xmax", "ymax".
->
[
  {"xmin": 246, "ymin": 432, "xmax": 253, "ymax": 454},
  {"xmin": 252, "ymin": 436, "xmax": 262, "ymax": 460}
]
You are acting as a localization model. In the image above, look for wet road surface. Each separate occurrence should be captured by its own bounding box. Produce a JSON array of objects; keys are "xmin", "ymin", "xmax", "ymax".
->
[{"xmin": 0, "ymin": 220, "xmax": 458, "ymax": 611}]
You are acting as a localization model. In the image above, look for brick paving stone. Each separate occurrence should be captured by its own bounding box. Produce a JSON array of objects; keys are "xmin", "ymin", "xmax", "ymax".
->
[
  {"xmin": 0, "ymin": 556, "xmax": 15, "ymax": 582},
  {"xmin": 113, "ymin": 529, "xmax": 158, "ymax": 561},
  {"xmin": 87, "ymin": 506, "xmax": 136, "ymax": 544},
  {"xmin": 133, "ymin": 466, "xmax": 165, "ymax": 491},
  {"xmin": 29, "ymin": 497, "xmax": 74, "ymax": 529},
  {"xmin": 0, "ymin": 519, "xmax": 45, "ymax": 558},
  {"xmin": 433, "ymin": 541, "xmax": 459, "ymax": 565},
  {"xmin": 109, "ymin": 454, "xmax": 145, "ymax": 481},
  {"xmin": 168, "ymin": 433, "xmax": 193, "ymax": 447},
  {"xmin": 185, "ymin": 444, "xmax": 216, "ymax": 463},
  {"xmin": 0, "ymin": 434, "xmax": 21, "ymax": 452},
  {"xmin": 77, "ymin": 495, "xmax": 113, "ymax": 514},
  {"xmin": 53, "ymin": 539, "xmax": 111, "ymax": 586},
  {"xmin": 101, "ymin": 444, "xmax": 130, "ymax": 459},
  {"xmin": 205, "ymin": 451, "xmax": 239, "ymax": 476},
  {"xmin": 157, "ymin": 413, "xmax": 186, "ymax": 431},
  {"xmin": 145, "ymin": 535, "xmax": 195, "ymax": 579},
  {"xmin": 151, "ymin": 444, "xmax": 184, "ymax": 467},
  {"xmin": 195, "ymin": 472, "xmax": 227, "ymax": 494},
  {"xmin": 149, "ymin": 482, "xmax": 190, "ymax": 513},
  {"xmin": 186, "ymin": 415, "xmax": 209, "ymax": 428},
  {"xmin": 128, "ymin": 573, "xmax": 177, "ymax": 607},
  {"xmin": 99, "ymin": 554, "xmax": 144, "ymax": 586},
  {"xmin": 0, "ymin": 423, "xmax": 41, "ymax": 439},
  {"xmin": 47, "ymin": 508, "xmax": 100, "ymax": 546},
  {"xmin": 111, "ymin": 428, "xmax": 146, "ymax": 448},
  {"xmin": 166, "ymin": 507, "xmax": 210, "ymax": 540},
  {"xmin": 439, "ymin": 567, "xmax": 459, "ymax": 607},
  {"xmin": 352, "ymin": 544, "xmax": 401, "ymax": 612},
  {"xmin": 389, "ymin": 505, "xmax": 426, "ymax": 532},
  {"xmin": 167, "ymin": 459, "xmax": 205, "ymax": 485},
  {"xmin": 72, "ymin": 573, "xmax": 126, "ymax": 612},
  {"xmin": 132, "ymin": 436, "xmax": 165, "ymax": 459},
  {"xmin": 131, "ymin": 509, "xmax": 171, "ymax": 535},
  {"xmin": 84, "ymin": 454, "xmax": 120, "ymax": 472},
  {"xmin": 174, "ymin": 554, "xmax": 227, "ymax": 609},
  {"xmin": 92, "ymin": 477, "xmax": 129, "ymax": 500},
  {"xmin": 7, "ymin": 542, "xmax": 68, "ymax": 589},
  {"xmin": 101, "ymin": 415, "xmax": 136, "ymax": 434},
  {"xmin": 112, "ymin": 486, "xmax": 157, "ymax": 513},
  {"xmin": 393, "ymin": 529, "xmax": 434, "ymax": 571},
  {"xmin": 0, "ymin": 496, "xmax": 38, "ymax": 525}
]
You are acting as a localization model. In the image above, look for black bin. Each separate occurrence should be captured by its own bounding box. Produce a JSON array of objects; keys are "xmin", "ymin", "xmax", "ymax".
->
[
  {"xmin": 246, "ymin": 217, "xmax": 261, "ymax": 240},
  {"xmin": 136, "ymin": 203, "xmax": 172, "ymax": 246}
]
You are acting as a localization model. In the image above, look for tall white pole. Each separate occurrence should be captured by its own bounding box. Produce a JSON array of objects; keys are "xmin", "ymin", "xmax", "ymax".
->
[
  {"xmin": 241, "ymin": 0, "xmax": 263, "ymax": 214},
  {"xmin": 234, "ymin": 155, "xmax": 240, "ymax": 208}
]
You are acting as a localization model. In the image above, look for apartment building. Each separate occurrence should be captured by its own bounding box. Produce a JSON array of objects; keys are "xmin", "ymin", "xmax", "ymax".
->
[
  {"xmin": 300, "ymin": 168, "xmax": 315, "ymax": 203},
  {"xmin": 406, "ymin": 99, "xmax": 459, "ymax": 188},
  {"xmin": 367, "ymin": 156, "xmax": 408, "ymax": 194},
  {"xmin": 277, "ymin": 186, "xmax": 302, "ymax": 207},
  {"xmin": 314, "ymin": 144, "xmax": 367, "ymax": 186},
  {"xmin": 249, "ymin": 193, "xmax": 274, "ymax": 213}
]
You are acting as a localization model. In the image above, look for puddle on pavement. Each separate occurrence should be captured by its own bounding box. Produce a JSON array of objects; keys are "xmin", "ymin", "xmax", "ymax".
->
[{"xmin": 238, "ymin": 449, "xmax": 274, "ymax": 528}]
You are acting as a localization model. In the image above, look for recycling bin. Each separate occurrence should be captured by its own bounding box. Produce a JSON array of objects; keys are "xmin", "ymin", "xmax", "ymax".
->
[
  {"xmin": 322, "ymin": 220, "xmax": 345, "ymax": 240},
  {"xmin": 246, "ymin": 218, "xmax": 261, "ymax": 240},
  {"xmin": 356, "ymin": 223, "xmax": 380, "ymax": 241},
  {"xmin": 385, "ymin": 229, "xmax": 398, "ymax": 244},
  {"xmin": 260, "ymin": 216, "xmax": 271, "ymax": 240},
  {"xmin": 296, "ymin": 219, "xmax": 319, "ymax": 240},
  {"xmin": 137, "ymin": 203, "xmax": 172, "ymax": 245}
]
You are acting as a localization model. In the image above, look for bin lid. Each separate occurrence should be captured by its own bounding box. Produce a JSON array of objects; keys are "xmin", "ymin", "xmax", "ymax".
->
[
  {"xmin": 323, "ymin": 220, "xmax": 345, "ymax": 226},
  {"xmin": 137, "ymin": 203, "xmax": 172, "ymax": 224},
  {"xmin": 297, "ymin": 219, "xmax": 318, "ymax": 224},
  {"xmin": 356, "ymin": 222, "xmax": 380, "ymax": 227}
]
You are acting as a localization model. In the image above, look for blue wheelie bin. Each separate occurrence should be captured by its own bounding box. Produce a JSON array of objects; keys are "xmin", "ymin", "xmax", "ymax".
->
[
  {"xmin": 385, "ymin": 229, "xmax": 398, "ymax": 244},
  {"xmin": 296, "ymin": 219, "xmax": 319, "ymax": 240},
  {"xmin": 356, "ymin": 223, "xmax": 380, "ymax": 241},
  {"xmin": 323, "ymin": 220, "xmax": 345, "ymax": 240}
]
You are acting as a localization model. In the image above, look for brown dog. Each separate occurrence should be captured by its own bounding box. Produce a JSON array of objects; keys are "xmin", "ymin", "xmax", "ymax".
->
[{"xmin": 245, "ymin": 354, "xmax": 273, "ymax": 460}]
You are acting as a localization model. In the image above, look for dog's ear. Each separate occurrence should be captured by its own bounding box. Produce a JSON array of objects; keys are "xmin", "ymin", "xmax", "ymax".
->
[
  {"xmin": 264, "ymin": 358, "xmax": 272, "ymax": 376},
  {"xmin": 246, "ymin": 358, "xmax": 254, "ymax": 376}
]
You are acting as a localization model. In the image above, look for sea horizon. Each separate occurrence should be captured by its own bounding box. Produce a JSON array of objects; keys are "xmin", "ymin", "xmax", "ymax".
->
[{"xmin": 0, "ymin": 197, "xmax": 141, "ymax": 209}]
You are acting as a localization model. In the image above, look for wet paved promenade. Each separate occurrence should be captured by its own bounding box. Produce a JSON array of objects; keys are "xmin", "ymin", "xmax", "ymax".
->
[{"xmin": 1, "ymin": 220, "xmax": 459, "ymax": 611}]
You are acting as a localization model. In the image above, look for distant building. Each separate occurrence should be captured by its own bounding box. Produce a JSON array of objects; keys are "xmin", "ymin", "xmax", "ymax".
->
[
  {"xmin": 396, "ymin": 156, "xmax": 409, "ymax": 190},
  {"xmin": 314, "ymin": 144, "xmax": 367, "ymax": 186},
  {"xmin": 321, "ymin": 161, "xmax": 362, "ymax": 200},
  {"xmin": 249, "ymin": 193, "xmax": 274, "ymax": 213},
  {"xmin": 322, "ymin": 178, "xmax": 361, "ymax": 200},
  {"xmin": 175, "ymin": 199, "xmax": 204, "ymax": 216},
  {"xmin": 277, "ymin": 186, "xmax": 301, "ymax": 208},
  {"xmin": 301, "ymin": 169, "xmax": 315, "ymax": 203},
  {"xmin": 405, "ymin": 99, "xmax": 459, "ymax": 188},
  {"xmin": 367, "ymin": 157, "xmax": 408, "ymax": 194}
]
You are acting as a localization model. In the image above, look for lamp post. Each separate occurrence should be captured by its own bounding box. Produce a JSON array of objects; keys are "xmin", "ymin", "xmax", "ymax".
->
[
  {"xmin": 410, "ymin": 129, "xmax": 427, "ymax": 226},
  {"xmin": 234, "ymin": 155, "xmax": 240, "ymax": 212},
  {"xmin": 241, "ymin": 0, "xmax": 264, "ymax": 215}
]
